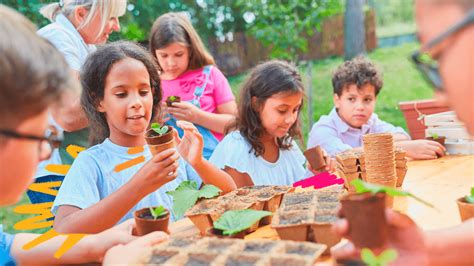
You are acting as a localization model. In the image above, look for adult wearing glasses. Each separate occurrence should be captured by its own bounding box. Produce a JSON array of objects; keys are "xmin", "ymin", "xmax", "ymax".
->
[
  {"xmin": 0, "ymin": 5, "xmax": 167, "ymax": 265},
  {"xmin": 30, "ymin": 0, "xmax": 126, "ymax": 204},
  {"xmin": 333, "ymin": 0, "xmax": 474, "ymax": 265}
]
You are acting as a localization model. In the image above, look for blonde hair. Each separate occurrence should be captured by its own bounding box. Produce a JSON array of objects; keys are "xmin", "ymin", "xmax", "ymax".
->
[
  {"xmin": 40, "ymin": 0, "xmax": 126, "ymax": 37},
  {"xmin": 149, "ymin": 12, "xmax": 215, "ymax": 71}
]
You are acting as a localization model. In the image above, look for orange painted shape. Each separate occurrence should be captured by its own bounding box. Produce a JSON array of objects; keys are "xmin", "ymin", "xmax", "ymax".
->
[
  {"xmin": 13, "ymin": 202, "xmax": 54, "ymax": 230},
  {"xmin": 66, "ymin": 145, "xmax": 86, "ymax": 159},
  {"xmin": 28, "ymin": 181, "xmax": 62, "ymax": 196},
  {"xmin": 114, "ymin": 155, "xmax": 145, "ymax": 172},
  {"xmin": 128, "ymin": 146, "xmax": 144, "ymax": 154},
  {"xmin": 45, "ymin": 164, "xmax": 71, "ymax": 175},
  {"xmin": 54, "ymin": 233, "xmax": 87, "ymax": 259},
  {"xmin": 22, "ymin": 228, "xmax": 59, "ymax": 250}
]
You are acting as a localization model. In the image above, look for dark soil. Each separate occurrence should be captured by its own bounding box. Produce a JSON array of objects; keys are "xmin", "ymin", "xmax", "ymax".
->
[
  {"xmin": 168, "ymin": 238, "xmax": 194, "ymax": 248},
  {"xmin": 243, "ymin": 241, "xmax": 276, "ymax": 252},
  {"xmin": 149, "ymin": 250, "xmax": 178, "ymax": 264},
  {"xmin": 185, "ymin": 253, "xmax": 217, "ymax": 266},
  {"xmin": 284, "ymin": 193, "xmax": 314, "ymax": 205},
  {"xmin": 225, "ymin": 255, "xmax": 260, "ymax": 266},
  {"xmin": 286, "ymin": 244, "xmax": 320, "ymax": 257}
]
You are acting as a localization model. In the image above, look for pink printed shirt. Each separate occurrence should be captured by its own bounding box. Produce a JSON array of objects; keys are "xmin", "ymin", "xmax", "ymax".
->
[{"xmin": 161, "ymin": 66, "xmax": 235, "ymax": 140}]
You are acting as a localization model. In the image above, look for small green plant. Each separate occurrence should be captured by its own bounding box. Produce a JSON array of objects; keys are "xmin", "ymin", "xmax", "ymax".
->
[
  {"xmin": 166, "ymin": 181, "xmax": 221, "ymax": 218},
  {"xmin": 430, "ymin": 133, "xmax": 439, "ymax": 139},
  {"xmin": 169, "ymin": 96, "xmax": 177, "ymax": 101},
  {"xmin": 149, "ymin": 206, "xmax": 167, "ymax": 220},
  {"xmin": 361, "ymin": 248, "xmax": 398, "ymax": 266},
  {"xmin": 150, "ymin": 122, "xmax": 169, "ymax": 136},
  {"xmin": 213, "ymin": 209, "xmax": 272, "ymax": 236},
  {"xmin": 351, "ymin": 179, "xmax": 434, "ymax": 208},
  {"xmin": 465, "ymin": 187, "xmax": 474, "ymax": 204}
]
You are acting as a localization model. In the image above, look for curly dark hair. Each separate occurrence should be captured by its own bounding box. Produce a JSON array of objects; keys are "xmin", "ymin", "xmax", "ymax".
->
[
  {"xmin": 228, "ymin": 60, "xmax": 305, "ymax": 157},
  {"xmin": 332, "ymin": 56, "xmax": 383, "ymax": 96},
  {"xmin": 81, "ymin": 41, "xmax": 162, "ymax": 145}
]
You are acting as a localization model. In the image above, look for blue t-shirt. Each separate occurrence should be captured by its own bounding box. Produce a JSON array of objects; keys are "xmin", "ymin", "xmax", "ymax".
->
[
  {"xmin": 52, "ymin": 139, "xmax": 202, "ymax": 222},
  {"xmin": 0, "ymin": 225, "xmax": 15, "ymax": 265}
]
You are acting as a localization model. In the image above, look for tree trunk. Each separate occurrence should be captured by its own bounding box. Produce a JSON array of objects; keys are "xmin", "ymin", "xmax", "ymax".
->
[{"xmin": 344, "ymin": 0, "xmax": 366, "ymax": 60}]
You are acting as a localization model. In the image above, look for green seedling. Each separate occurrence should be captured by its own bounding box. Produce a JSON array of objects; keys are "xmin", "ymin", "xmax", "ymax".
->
[
  {"xmin": 169, "ymin": 96, "xmax": 178, "ymax": 101},
  {"xmin": 465, "ymin": 187, "xmax": 474, "ymax": 204},
  {"xmin": 361, "ymin": 248, "xmax": 398, "ymax": 266},
  {"xmin": 351, "ymin": 179, "xmax": 434, "ymax": 208},
  {"xmin": 430, "ymin": 133, "xmax": 439, "ymax": 139},
  {"xmin": 150, "ymin": 122, "xmax": 169, "ymax": 136},
  {"xmin": 166, "ymin": 181, "xmax": 221, "ymax": 218},
  {"xmin": 149, "ymin": 206, "xmax": 167, "ymax": 220},
  {"xmin": 213, "ymin": 209, "xmax": 272, "ymax": 236}
]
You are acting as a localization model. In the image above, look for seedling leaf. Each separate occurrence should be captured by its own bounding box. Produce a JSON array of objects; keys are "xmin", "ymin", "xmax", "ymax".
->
[
  {"xmin": 166, "ymin": 181, "xmax": 221, "ymax": 218},
  {"xmin": 351, "ymin": 179, "xmax": 434, "ymax": 208},
  {"xmin": 213, "ymin": 209, "xmax": 272, "ymax": 235},
  {"xmin": 150, "ymin": 122, "xmax": 169, "ymax": 136},
  {"xmin": 464, "ymin": 187, "xmax": 474, "ymax": 204},
  {"xmin": 361, "ymin": 248, "xmax": 398, "ymax": 266},
  {"xmin": 149, "ymin": 205, "xmax": 166, "ymax": 220}
]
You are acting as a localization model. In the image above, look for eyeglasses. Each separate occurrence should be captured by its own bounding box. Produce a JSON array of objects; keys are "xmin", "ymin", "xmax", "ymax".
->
[
  {"xmin": 0, "ymin": 127, "xmax": 62, "ymax": 160},
  {"xmin": 411, "ymin": 9, "xmax": 474, "ymax": 91}
]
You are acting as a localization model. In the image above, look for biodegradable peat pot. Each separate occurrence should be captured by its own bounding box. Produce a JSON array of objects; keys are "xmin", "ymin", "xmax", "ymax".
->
[
  {"xmin": 205, "ymin": 228, "xmax": 245, "ymax": 239},
  {"xmin": 145, "ymin": 127, "xmax": 175, "ymax": 156},
  {"xmin": 166, "ymin": 95, "xmax": 181, "ymax": 107},
  {"xmin": 134, "ymin": 207, "xmax": 170, "ymax": 236},
  {"xmin": 310, "ymin": 223, "xmax": 342, "ymax": 250},
  {"xmin": 274, "ymin": 224, "xmax": 310, "ymax": 242},
  {"xmin": 187, "ymin": 213, "xmax": 213, "ymax": 236},
  {"xmin": 456, "ymin": 197, "xmax": 474, "ymax": 222},
  {"xmin": 340, "ymin": 193, "xmax": 387, "ymax": 249},
  {"xmin": 304, "ymin": 145, "xmax": 327, "ymax": 171},
  {"xmin": 426, "ymin": 136, "xmax": 446, "ymax": 147}
]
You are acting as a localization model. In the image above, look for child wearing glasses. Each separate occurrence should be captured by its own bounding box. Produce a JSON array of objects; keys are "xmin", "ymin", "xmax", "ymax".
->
[{"xmin": 308, "ymin": 56, "xmax": 445, "ymax": 160}]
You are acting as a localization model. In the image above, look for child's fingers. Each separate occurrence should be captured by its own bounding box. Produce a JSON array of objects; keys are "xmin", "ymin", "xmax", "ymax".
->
[
  {"xmin": 173, "ymin": 129, "xmax": 181, "ymax": 144},
  {"xmin": 152, "ymin": 149, "xmax": 179, "ymax": 164},
  {"xmin": 176, "ymin": 120, "xmax": 197, "ymax": 132}
]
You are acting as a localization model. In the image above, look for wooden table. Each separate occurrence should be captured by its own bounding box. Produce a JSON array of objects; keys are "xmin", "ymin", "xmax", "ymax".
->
[
  {"xmin": 170, "ymin": 155, "xmax": 474, "ymax": 236},
  {"xmin": 395, "ymin": 155, "xmax": 474, "ymax": 230}
]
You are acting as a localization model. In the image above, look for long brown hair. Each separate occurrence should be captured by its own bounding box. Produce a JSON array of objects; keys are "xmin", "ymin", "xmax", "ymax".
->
[
  {"xmin": 228, "ymin": 60, "xmax": 305, "ymax": 157},
  {"xmin": 149, "ymin": 12, "xmax": 215, "ymax": 72}
]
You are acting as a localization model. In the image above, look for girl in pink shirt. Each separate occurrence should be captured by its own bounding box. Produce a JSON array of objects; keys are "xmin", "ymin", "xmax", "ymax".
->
[{"xmin": 149, "ymin": 12, "xmax": 237, "ymax": 159}]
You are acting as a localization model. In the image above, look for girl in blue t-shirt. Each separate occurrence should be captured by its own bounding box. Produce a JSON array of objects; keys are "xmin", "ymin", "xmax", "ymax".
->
[
  {"xmin": 210, "ymin": 60, "xmax": 332, "ymax": 187},
  {"xmin": 53, "ymin": 41, "xmax": 236, "ymax": 234}
]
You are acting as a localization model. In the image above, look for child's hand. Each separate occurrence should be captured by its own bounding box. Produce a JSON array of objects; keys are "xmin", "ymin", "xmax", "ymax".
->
[
  {"xmin": 175, "ymin": 120, "xmax": 204, "ymax": 168},
  {"xmin": 396, "ymin": 140, "xmax": 446, "ymax": 160},
  {"xmin": 158, "ymin": 102, "xmax": 171, "ymax": 123},
  {"xmin": 308, "ymin": 149, "xmax": 336, "ymax": 174},
  {"xmin": 167, "ymin": 102, "xmax": 202, "ymax": 123},
  {"xmin": 132, "ymin": 148, "xmax": 179, "ymax": 194}
]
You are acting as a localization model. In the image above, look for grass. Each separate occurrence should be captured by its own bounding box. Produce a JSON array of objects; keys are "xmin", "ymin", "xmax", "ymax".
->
[
  {"xmin": 228, "ymin": 42, "xmax": 434, "ymax": 144},
  {"xmin": 0, "ymin": 42, "xmax": 433, "ymax": 235}
]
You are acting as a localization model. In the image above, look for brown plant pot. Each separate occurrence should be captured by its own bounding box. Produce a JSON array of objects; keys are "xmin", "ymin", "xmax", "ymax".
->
[
  {"xmin": 426, "ymin": 136, "xmax": 446, "ymax": 147},
  {"xmin": 187, "ymin": 213, "xmax": 213, "ymax": 236},
  {"xmin": 260, "ymin": 194, "xmax": 284, "ymax": 225},
  {"xmin": 166, "ymin": 96, "xmax": 181, "ymax": 107},
  {"xmin": 205, "ymin": 227, "xmax": 246, "ymax": 239},
  {"xmin": 456, "ymin": 197, "xmax": 474, "ymax": 222},
  {"xmin": 148, "ymin": 139, "xmax": 176, "ymax": 156},
  {"xmin": 340, "ymin": 193, "xmax": 387, "ymax": 249},
  {"xmin": 310, "ymin": 223, "xmax": 342, "ymax": 250},
  {"xmin": 274, "ymin": 224, "xmax": 310, "ymax": 242},
  {"xmin": 134, "ymin": 207, "xmax": 170, "ymax": 236},
  {"xmin": 304, "ymin": 145, "xmax": 326, "ymax": 171},
  {"xmin": 145, "ymin": 127, "xmax": 174, "ymax": 145},
  {"xmin": 399, "ymin": 99, "xmax": 450, "ymax": 140}
]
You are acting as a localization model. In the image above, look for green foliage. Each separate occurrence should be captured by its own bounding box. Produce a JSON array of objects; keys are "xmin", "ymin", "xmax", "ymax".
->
[
  {"xmin": 236, "ymin": 0, "xmax": 342, "ymax": 62},
  {"xmin": 361, "ymin": 248, "xmax": 398, "ymax": 266},
  {"xmin": 213, "ymin": 209, "xmax": 272, "ymax": 235},
  {"xmin": 430, "ymin": 133, "xmax": 439, "ymax": 139},
  {"xmin": 465, "ymin": 187, "xmax": 474, "ymax": 204},
  {"xmin": 166, "ymin": 181, "xmax": 221, "ymax": 218},
  {"xmin": 351, "ymin": 179, "xmax": 434, "ymax": 208},
  {"xmin": 150, "ymin": 123, "xmax": 169, "ymax": 136},
  {"xmin": 169, "ymin": 96, "xmax": 177, "ymax": 101},
  {"xmin": 149, "ymin": 206, "xmax": 167, "ymax": 219}
]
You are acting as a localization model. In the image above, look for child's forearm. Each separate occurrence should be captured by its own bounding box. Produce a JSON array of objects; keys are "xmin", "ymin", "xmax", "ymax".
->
[
  {"xmin": 11, "ymin": 233, "xmax": 102, "ymax": 264},
  {"xmin": 54, "ymin": 180, "xmax": 149, "ymax": 234},
  {"xmin": 193, "ymin": 110, "xmax": 235, "ymax": 134},
  {"xmin": 393, "ymin": 133, "xmax": 410, "ymax": 141},
  {"xmin": 192, "ymin": 159, "xmax": 236, "ymax": 193}
]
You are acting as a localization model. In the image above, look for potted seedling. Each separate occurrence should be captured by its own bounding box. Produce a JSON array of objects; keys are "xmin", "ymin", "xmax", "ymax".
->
[
  {"xmin": 304, "ymin": 145, "xmax": 327, "ymax": 172},
  {"xmin": 426, "ymin": 133, "xmax": 446, "ymax": 146},
  {"xmin": 206, "ymin": 209, "xmax": 272, "ymax": 239},
  {"xmin": 134, "ymin": 205, "xmax": 170, "ymax": 236},
  {"xmin": 166, "ymin": 95, "xmax": 181, "ymax": 107},
  {"xmin": 457, "ymin": 187, "xmax": 474, "ymax": 222},
  {"xmin": 341, "ymin": 179, "xmax": 433, "ymax": 249},
  {"xmin": 145, "ymin": 122, "xmax": 175, "ymax": 155}
]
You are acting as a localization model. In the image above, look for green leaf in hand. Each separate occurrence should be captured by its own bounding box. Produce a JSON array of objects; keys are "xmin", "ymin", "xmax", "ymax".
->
[
  {"xmin": 149, "ymin": 205, "xmax": 166, "ymax": 220},
  {"xmin": 465, "ymin": 187, "xmax": 474, "ymax": 204},
  {"xmin": 166, "ymin": 181, "xmax": 221, "ymax": 218},
  {"xmin": 213, "ymin": 209, "xmax": 272, "ymax": 236},
  {"xmin": 351, "ymin": 179, "xmax": 434, "ymax": 208},
  {"xmin": 361, "ymin": 248, "xmax": 397, "ymax": 266}
]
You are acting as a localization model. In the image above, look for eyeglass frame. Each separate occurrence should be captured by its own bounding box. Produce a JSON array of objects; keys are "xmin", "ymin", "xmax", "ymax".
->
[
  {"xmin": 0, "ymin": 128, "xmax": 62, "ymax": 160},
  {"xmin": 411, "ymin": 9, "xmax": 474, "ymax": 91}
]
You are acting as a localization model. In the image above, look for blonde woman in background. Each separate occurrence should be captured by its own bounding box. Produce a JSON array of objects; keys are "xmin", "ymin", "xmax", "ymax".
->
[{"xmin": 30, "ymin": 0, "xmax": 127, "ymax": 205}]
